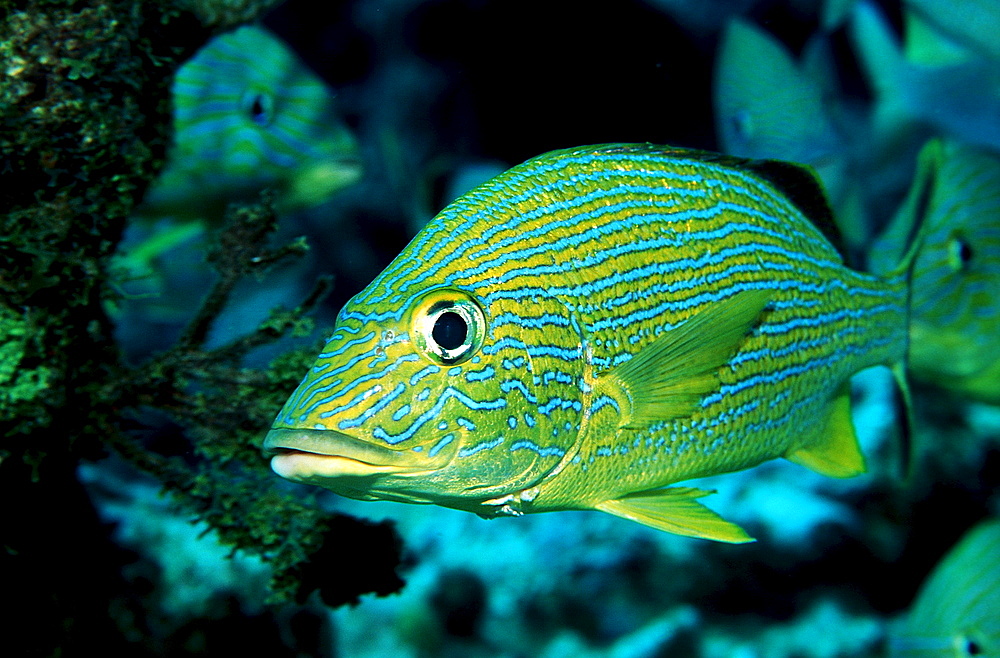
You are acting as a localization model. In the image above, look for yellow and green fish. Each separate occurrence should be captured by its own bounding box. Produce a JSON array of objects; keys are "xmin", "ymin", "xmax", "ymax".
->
[
  {"xmin": 870, "ymin": 138, "xmax": 1000, "ymax": 403},
  {"xmin": 265, "ymin": 144, "xmax": 917, "ymax": 542},
  {"xmin": 888, "ymin": 519, "xmax": 1000, "ymax": 657}
]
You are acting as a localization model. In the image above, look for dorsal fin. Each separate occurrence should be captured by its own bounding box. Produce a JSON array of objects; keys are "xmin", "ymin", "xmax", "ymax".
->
[{"xmin": 743, "ymin": 158, "xmax": 848, "ymax": 260}]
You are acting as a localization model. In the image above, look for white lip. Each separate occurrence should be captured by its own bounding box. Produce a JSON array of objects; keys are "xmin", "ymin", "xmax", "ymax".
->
[
  {"xmin": 270, "ymin": 450, "xmax": 400, "ymax": 480},
  {"xmin": 263, "ymin": 427, "xmax": 450, "ymax": 484}
]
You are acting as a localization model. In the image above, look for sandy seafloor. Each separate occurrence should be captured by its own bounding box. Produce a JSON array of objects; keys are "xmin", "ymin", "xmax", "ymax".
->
[{"xmin": 85, "ymin": 0, "xmax": 1000, "ymax": 655}]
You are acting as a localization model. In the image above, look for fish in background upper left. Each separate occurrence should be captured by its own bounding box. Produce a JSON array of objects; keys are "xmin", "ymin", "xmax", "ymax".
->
[
  {"xmin": 136, "ymin": 25, "xmax": 362, "ymax": 224},
  {"xmin": 112, "ymin": 26, "xmax": 362, "ymax": 335}
]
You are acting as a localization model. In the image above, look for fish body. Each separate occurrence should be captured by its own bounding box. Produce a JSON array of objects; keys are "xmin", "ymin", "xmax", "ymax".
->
[
  {"xmin": 139, "ymin": 25, "xmax": 361, "ymax": 220},
  {"xmin": 889, "ymin": 519, "xmax": 1000, "ymax": 657},
  {"xmin": 870, "ymin": 139, "xmax": 1000, "ymax": 403},
  {"xmin": 265, "ymin": 144, "xmax": 910, "ymax": 541}
]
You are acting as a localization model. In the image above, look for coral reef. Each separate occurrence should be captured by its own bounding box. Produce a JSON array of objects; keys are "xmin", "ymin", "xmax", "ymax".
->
[{"xmin": 0, "ymin": 1, "xmax": 402, "ymax": 654}]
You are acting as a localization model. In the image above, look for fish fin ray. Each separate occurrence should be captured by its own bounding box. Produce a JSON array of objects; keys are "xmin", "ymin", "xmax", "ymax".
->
[
  {"xmin": 890, "ymin": 362, "xmax": 916, "ymax": 482},
  {"xmin": 596, "ymin": 487, "xmax": 755, "ymax": 543},
  {"xmin": 600, "ymin": 289, "xmax": 770, "ymax": 428},
  {"xmin": 785, "ymin": 382, "xmax": 866, "ymax": 477}
]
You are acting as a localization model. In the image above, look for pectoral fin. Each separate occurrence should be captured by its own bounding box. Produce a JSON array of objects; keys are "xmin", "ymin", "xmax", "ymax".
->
[
  {"xmin": 596, "ymin": 486, "xmax": 755, "ymax": 543},
  {"xmin": 785, "ymin": 381, "xmax": 866, "ymax": 477},
  {"xmin": 597, "ymin": 289, "xmax": 770, "ymax": 428}
]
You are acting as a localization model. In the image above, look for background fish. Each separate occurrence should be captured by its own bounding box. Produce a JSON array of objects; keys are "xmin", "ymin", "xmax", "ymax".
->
[
  {"xmin": 904, "ymin": 0, "xmax": 1000, "ymax": 64},
  {"xmin": 138, "ymin": 25, "xmax": 361, "ymax": 223},
  {"xmin": 265, "ymin": 143, "xmax": 918, "ymax": 542},
  {"xmin": 888, "ymin": 519, "xmax": 1000, "ymax": 657},
  {"xmin": 849, "ymin": 0, "xmax": 1000, "ymax": 156},
  {"xmin": 714, "ymin": 19, "xmax": 843, "ymax": 190},
  {"xmin": 713, "ymin": 17, "xmax": 870, "ymax": 254},
  {"xmin": 870, "ymin": 139, "xmax": 1000, "ymax": 403},
  {"xmin": 112, "ymin": 25, "xmax": 362, "ymax": 338}
]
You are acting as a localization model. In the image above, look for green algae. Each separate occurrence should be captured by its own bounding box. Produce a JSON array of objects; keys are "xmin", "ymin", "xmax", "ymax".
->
[
  {"xmin": 0, "ymin": 0, "xmax": 402, "ymax": 625},
  {"xmin": 0, "ymin": 306, "xmax": 55, "ymax": 442}
]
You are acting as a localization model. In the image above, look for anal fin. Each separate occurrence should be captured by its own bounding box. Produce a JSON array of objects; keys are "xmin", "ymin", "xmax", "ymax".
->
[
  {"xmin": 785, "ymin": 381, "xmax": 866, "ymax": 478},
  {"xmin": 596, "ymin": 486, "xmax": 754, "ymax": 543}
]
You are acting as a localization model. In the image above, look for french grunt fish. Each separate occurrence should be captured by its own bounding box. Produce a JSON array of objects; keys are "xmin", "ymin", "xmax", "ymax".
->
[
  {"xmin": 870, "ymin": 138, "xmax": 1000, "ymax": 403},
  {"xmin": 888, "ymin": 519, "xmax": 1000, "ymax": 657},
  {"xmin": 264, "ymin": 144, "xmax": 919, "ymax": 542}
]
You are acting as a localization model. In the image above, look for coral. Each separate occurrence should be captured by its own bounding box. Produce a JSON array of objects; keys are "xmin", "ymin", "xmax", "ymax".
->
[
  {"xmin": 0, "ymin": 2, "xmax": 404, "ymax": 652},
  {"xmin": 0, "ymin": 306, "xmax": 56, "ymax": 443},
  {"xmin": 172, "ymin": 0, "xmax": 287, "ymax": 29}
]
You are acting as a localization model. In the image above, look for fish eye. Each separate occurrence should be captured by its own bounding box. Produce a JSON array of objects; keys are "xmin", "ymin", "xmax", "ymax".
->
[
  {"xmin": 731, "ymin": 109, "xmax": 754, "ymax": 141},
  {"xmin": 958, "ymin": 634, "xmax": 983, "ymax": 656},
  {"xmin": 947, "ymin": 234, "xmax": 974, "ymax": 272},
  {"xmin": 242, "ymin": 90, "xmax": 274, "ymax": 127},
  {"xmin": 433, "ymin": 311, "xmax": 468, "ymax": 350},
  {"xmin": 411, "ymin": 289, "xmax": 486, "ymax": 365}
]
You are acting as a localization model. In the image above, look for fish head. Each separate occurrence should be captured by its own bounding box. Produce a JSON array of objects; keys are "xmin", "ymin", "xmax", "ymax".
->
[
  {"xmin": 168, "ymin": 26, "xmax": 361, "ymax": 211},
  {"xmin": 225, "ymin": 27, "xmax": 361, "ymax": 202},
  {"xmin": 903, "ymin": 141, "xmax": 1000, "ymax": 394},
  {"xmin": 265, "ymin": 283, "xmax": 580, "ymax": 511}
]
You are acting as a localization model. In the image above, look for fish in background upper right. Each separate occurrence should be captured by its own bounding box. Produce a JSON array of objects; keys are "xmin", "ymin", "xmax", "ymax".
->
[
  {"xmin": 848, "ymin": 0, "xmax": 1000, "ymax": 159},
  {"xmin": 715, "ymin": 0, "xmax": 1000, "ymax": 258},
  {"xmin": 869, "ymin": 138, "xmax": 1000, "ymax": 404},
  {"xmin": 713, "ymin": 15, "xmax": 873, "ymax": 259}
]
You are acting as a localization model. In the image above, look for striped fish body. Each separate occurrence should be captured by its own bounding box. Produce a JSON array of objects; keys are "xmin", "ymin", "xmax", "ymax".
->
[
  {"xmin": 870, "ymin": 139, "xmax": 1000, "ymax": 403},
  {"xmin": 889, "ymin": 519, "xmax": 1000, "ymax": 657},
  {"xmin": 140, "ymin": 26, "xmax": 360, "ymax": 220},
  {"xmin": 266, "ymin": 144, "xmax": 909, "ymax": 541}
]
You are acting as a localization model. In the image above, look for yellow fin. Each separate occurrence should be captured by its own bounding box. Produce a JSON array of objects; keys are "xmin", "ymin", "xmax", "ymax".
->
[
  {"xmin": 596, "ymin": 487, "xmax": 755, "ymax": 543},
  {"xmin": 599, "ymin": 289, "xmax": 770, "ymax": 428},
  {"xmin": 785, "ymin": 382, "xmax": 866, "ymax": 477}
]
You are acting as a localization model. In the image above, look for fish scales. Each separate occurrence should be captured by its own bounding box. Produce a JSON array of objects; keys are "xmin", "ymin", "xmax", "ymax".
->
[{"xmin": 266, "ymin": 143, "xmax": 911, "ymax": 541}]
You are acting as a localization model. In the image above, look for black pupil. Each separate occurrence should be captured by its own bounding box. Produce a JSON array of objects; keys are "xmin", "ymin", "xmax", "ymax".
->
[
  {"xmin": 432, "ymin": 311, "xmax": 468, "ymax": 351},
  {"xmin": 249, "ymin": 94, "xmax": 269, "ymax": 125},
  {"xmin": 958, "ymin": 239, "xmax": 973, "ymax": 265}
]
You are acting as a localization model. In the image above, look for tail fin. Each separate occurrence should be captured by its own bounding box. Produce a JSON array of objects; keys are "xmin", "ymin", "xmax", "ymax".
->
[{"xmin": 876, "ymin": 140, "xmax": 943, "ymax": 481}]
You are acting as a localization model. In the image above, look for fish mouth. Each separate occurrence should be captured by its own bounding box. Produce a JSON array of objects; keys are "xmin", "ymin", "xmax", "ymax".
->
[{"xmin": 264, "ymin": 427, "xmax": 431, "ymax": 481}]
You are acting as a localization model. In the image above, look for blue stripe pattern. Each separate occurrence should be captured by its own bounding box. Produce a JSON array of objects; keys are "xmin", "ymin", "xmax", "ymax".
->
[{"xmin": 272, "ymin": 143, "xmax": 909, "ymax": 511}]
